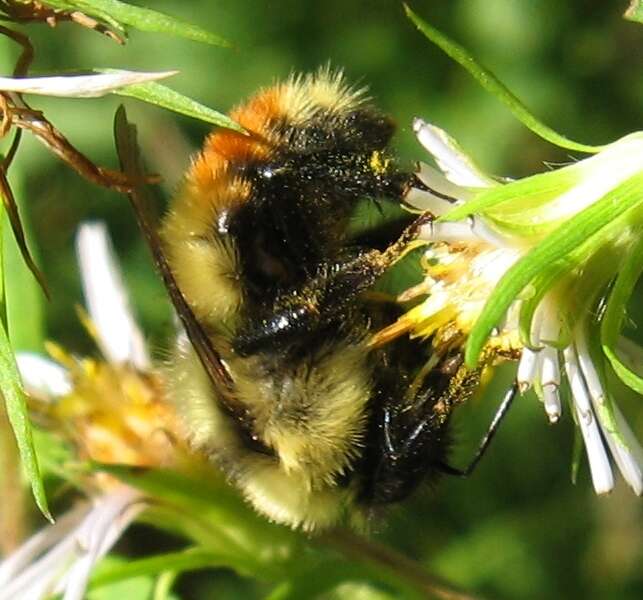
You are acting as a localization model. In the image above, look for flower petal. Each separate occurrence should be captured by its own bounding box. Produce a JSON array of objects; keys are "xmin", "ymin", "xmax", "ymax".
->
[
  {"xmin": 563, "ymin": 345, "xmax": 614, "ymax": 494},
  {"xmin": 0, "ymin": 488, "xmax": 144, "ymax": 600},
  {"xmin": 16, "ymin": 352, "xmax": 72, "ymax": 399},
  {"xmin": 541, "ymin": 383, "xmax": 562, "ymax": 424},
  {"xmin": 539, "ymin": 346, "xmax": 560, "ymax": 387},
  {"xmin": 76, "ymin": 223, "xmax": 149, "ymax": 369},
  {"xmin": 415, "ymin": 162, "xmax": 474, "ymax": 202},
  {"xmin": 603, "ymin": 404, "xmax": 643, "ymax": 495},
  {"xmin": 405, "ymin": 162, "xmax": 473, "ymax": 214},
  {"xmin": 59, "ymin": 488, "xmax": 145, "ymax": 600},
  {"xmin": 0, "ymin": 70, "xmax": 177, "ymax": 98},
  {"xmin": 0, "ymin": 503, "xmax": 88, "ymax": 591},
  {"xmin": 0, "ymin": 519, "xmax": 82, "ymax": 599},
  {"xmin": 405, "ymin": 186, "xmax": 456, "ymax": 216},
  {"xmin": 412, "ymin": 118, "xmax": 495, "ymax": 188},
  {"xmin": 517, "ymin": 347, "xmax": 539, "ymax": 392}
]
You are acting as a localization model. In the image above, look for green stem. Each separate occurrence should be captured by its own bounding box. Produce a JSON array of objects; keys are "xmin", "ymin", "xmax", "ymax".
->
[{"xmin": 321, "ymin": 529, "xmax": 487, "ymax": 600}]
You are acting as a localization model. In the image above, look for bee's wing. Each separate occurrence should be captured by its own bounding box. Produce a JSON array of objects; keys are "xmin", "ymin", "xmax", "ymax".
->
[{"xmin": 113, "ymin": 107, "xmax": 253, "ymax": 429}]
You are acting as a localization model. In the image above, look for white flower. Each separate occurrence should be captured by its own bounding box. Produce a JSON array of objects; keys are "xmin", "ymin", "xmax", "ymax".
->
[
  {"xmin": 402, "ymin": 118, "xmax": 643, "ymax": 496},
  {"xmin": 2, "ymin": 222, "xmax": 152, "ymax": 600},
  {"xmin": 0, "ymin": 70, "xmax": 177, "ymax": 99},
  {"xmin": 0, "ymin": 488, "xmax": 144, "ymax": 600},
  {"xmin": 75, "ymin": 222, "xmax": 149, "ymax": 370}
]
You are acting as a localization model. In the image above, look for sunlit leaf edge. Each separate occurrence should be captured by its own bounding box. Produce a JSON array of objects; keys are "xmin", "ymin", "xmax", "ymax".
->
[
  {"xmin": 111, "ymin": 79, "xmax": 245, "ymax": 132},
  {"xmin": 465, "ymin": 172, "xmax": 643, "ymax": 366},
  {"xmin": 0, "ymin": 321, "xmax": 51, "ymax": 520},
  {"xmin": 600, "ymin": 228, "xmax": 643, "ymax": 393}
]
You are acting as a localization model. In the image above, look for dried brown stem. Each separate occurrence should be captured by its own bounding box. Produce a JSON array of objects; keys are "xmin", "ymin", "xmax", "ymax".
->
[
  {"xmin": 0, "ymin": 93, "xmax": 11, "ymax": 137},
  {"xmin": 12, "ymin": 107, "xmax": 155, "ymax": 193},
  {"xmin": 1, "ymin": 1, "xmax": 124, "ymax": 43}
]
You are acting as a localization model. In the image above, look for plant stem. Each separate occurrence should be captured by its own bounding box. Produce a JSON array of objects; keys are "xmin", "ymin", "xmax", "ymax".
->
[{"xmin": 322, "ymin": 528, "xmax": 487, "ymax": 600}]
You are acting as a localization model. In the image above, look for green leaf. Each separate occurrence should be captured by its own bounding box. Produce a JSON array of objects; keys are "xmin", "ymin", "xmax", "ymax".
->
[
  {"xmin": 36, "ymin": 0, "xmax": 125, "ymax": 31},
  {"xmin": 152, "ymin": 571, "xmax": 179, "ymax": 600},
  {"xmin": 92, "ymin": 461, "xmax": 298, "ymax": 572},
  {"xmin": 92, "ymin": 463, "xmax": 253, "ymax": 523},
  {"xmin": 90, "ymin": 548, "xmax": 223, "ymax": 591},
  {"xmin": 600, "ymin": 229, "xmax": 643, "ymax": 393},
  {"xmin": 583, "ymin": 315, "xmax": 623, "ymax": 446},
  {"xmin": 517, "ymin": 258, "xmax": 572, "ymax": 348},
  {"xmin": 45, "ymin": 0, "xmax": 230, "ymax": 46},
  {"xmin": 440, "ymin": 166, "xmax": 580, "ymax": 223},
  {"xmin": 403, "ymin": 4, "xmax": 604, "ymax": 154},
  {"xmin": 624, "ymin": 0, "xmax": 643, "ymax": 23},
  {"xmin": 0, "ymin": 319, "xmax": 51, "ymax": 520},
  {"xmin": 2, "ymin": 176, "xmax": 45, "ymax": 352},
  {"xmin": 266, "ymin": 560, "xmax": 401, "ymax": 600},
  {"xmin": 111, "ymin": 79, "xmax": 245, "ymax": 131},
  {"xmin": 87, "ymin": 556, "xmax": 156, "ymax": 600},
  {"xmin": 465, "ymin": 172, "xmax": 643, "ymax": 366},
  {"xmin": 605, "ymin": 345, "xmax": 643, "ymax": 393}
]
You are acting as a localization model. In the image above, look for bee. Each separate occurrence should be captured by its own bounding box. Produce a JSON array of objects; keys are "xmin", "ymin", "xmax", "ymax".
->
[{"xmin": 132, "ymin": 69, "xmax": 487, "ymax": 531}]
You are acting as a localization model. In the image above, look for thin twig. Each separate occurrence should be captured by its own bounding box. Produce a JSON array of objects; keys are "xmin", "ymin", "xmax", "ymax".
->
[
  {"xmin": 0, "ymin": 24, "xmax": 33, "ymax": 172},
  {"xmin": 1, "ymin": 1, "xmax": 124, "ymax": 43},
  {"xmin": 13, "ymin": 107, "xmax": 151, "ymax": 193},
  {"xmin": 0, "ymin": 24, "xmax": 34, "ymax": 77}
]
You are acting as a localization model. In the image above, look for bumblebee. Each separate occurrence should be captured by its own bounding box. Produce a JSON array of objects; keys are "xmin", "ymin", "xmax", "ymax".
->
[{"xmin": 154, "ymin": 69, "xmax": 482, "ymax": 531}]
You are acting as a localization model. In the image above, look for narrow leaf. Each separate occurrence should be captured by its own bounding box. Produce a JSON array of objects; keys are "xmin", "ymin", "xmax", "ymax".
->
[
  {"xmin": 0, "ymin": 319, "xmax": 51, "ymax": 520},
  {"xmin": 90, "ymin": 548, "xmax": 222, "ymax": 590},
  {"xmin": 404, "ymin": 4, "xmax": 604, "ymax": 154},
  {"xmin": 606, "ymin": 348, "xmax": 643, "ymax": 393},
  {"xmin": 601, "ymin": 230, "xmax": 643, "ymax": 393},
  {"xmin": 3, "ymin": 178, "xmax": 45, "ymax": 352},
  {"xmin": 440, "ymin": 165, "xmax": 579, "ymax": 223},
  {"xmin": 465, "ymin": 172, "xmax": 643, "ymax": 366},
  {"xmin": 0, "ymin": 169, "xmax": 49, "ymax": 298},
  {"xmin": 66, "ymin": 0, "xmax": 231, "ymax": 46},
  {"xmin": 91, "ymin": 462, "xmax": 281, "ymax": 540},
  {"xmin": 112, "ymin": 80, "xmax": 245, "ymax": 131}
]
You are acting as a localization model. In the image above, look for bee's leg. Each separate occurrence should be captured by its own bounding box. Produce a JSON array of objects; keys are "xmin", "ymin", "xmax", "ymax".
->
[
  {"xmin": 437, "ymin": 381, "xmax": 518, "ymax": 478},
  {"xmin": 233, "ymin": 216, "xmax": 429, "ymax": 356},
  {"xmin": 233, "ymin": 249, "xmax": 386, "ymax": 355},
  {"xmin": 350, "ymin": 214, "xmax": 415, "ymax": 251},
  {"xmin": 359, "ymin": 398, "xmax": 451, "ymax": 504},
  {"xmin": 358, "ymin": 373, "xmax": 464, "ymax": 505},
  {"xmin": 358, "ymin": 356, "xmax": 480, "ymax": 504}
]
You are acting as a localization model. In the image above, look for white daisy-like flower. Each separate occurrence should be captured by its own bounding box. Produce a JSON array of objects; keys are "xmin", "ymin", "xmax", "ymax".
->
[
  {"xmin": 0, "ymin": 222, "xmax": 157, "ymax": 600},
  {"xmin": 0, "ymin": 487, "xmax": 144, "ymax": 600},
  {"xmin": 396, "ymin": 118, "xmax": 643, "ymax": 496}
]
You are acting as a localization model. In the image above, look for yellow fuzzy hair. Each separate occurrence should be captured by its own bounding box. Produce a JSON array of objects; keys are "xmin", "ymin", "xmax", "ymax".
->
[{"xmin": 161, "ymin": 69, "xmax": 376, "ymax": 530}]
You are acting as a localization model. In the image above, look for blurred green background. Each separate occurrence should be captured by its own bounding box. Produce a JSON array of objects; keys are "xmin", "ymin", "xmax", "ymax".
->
[{"xmin": 1, "ymin": 1, "xmax": 642, "ymax": 598}]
